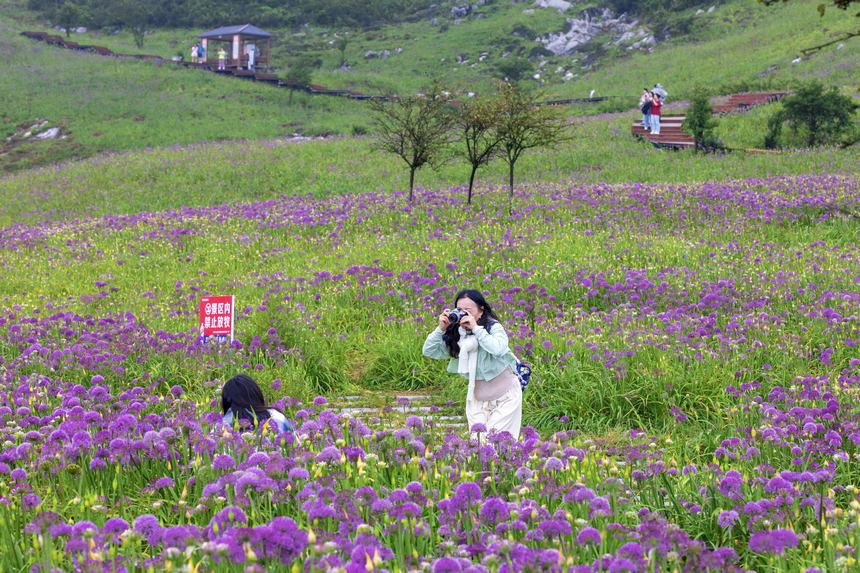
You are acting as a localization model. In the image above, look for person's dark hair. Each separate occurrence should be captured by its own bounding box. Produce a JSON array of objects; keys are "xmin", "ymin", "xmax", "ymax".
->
[
  {"xmin": 221, "ymin": 374, "xmax": 277, "ymax": 429},
  {"xmin": 442, "ymin": 289, "xmax": 501, "ymax": 358}
]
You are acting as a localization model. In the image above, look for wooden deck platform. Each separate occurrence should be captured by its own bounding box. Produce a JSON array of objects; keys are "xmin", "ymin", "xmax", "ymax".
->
[{"xmin": 631, "ymin": 115, "xmax": 695, "ymax": 150}]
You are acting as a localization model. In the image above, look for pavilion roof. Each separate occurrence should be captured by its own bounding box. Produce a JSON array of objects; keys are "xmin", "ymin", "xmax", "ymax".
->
[{"xmin": 199, "ymin": 24, "xmax": 272, "ymax": 40}]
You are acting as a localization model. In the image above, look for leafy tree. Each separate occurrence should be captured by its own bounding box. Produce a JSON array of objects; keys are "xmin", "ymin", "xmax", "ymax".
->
[
  {"xmin": 495, "ymin": 83, "xmax": 569, "ymax": 206},
  {"xmin": 108, "ymin": 0, "xmax": 153, "ymax": 48},
  {"xmin": 455, "ymin": 96, "xmax": 504, "ymax": 205},
  {"xmin": 682, "ymin": 89, "xmax": 721, "ymax": 152},
  {"xmin": 764, "ymin": 81, "xmax": 858, "ymax": 148},
  {"xmin": 55, "ymin": 2, "xmax": 83, "ymax": 37},
  {"xmin": 370, "ymin": 85, "xmax": 454, "ymax": 202},
  {"xmin": 334, "ymin": 35, "xmax": 349, "ymax": 67},
  {"xmin": 283, "ymin": 56, "xmax": 316, "ymax": 104}
]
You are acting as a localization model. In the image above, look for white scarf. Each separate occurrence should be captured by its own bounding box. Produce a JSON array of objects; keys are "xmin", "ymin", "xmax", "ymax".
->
[{"xmin": 457, "ymin": 327, "xmax": 479, "ymax": 400}]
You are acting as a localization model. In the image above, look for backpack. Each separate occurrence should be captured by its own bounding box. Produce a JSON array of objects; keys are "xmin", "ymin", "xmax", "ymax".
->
[{"xmin": 515, "ymin": 361, "xmax": 532, "ymax": 392}]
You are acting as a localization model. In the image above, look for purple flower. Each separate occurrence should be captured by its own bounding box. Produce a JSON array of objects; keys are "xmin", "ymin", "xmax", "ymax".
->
[
  {"xmin": 317, "ymin": 446, "xmax": 342, "ymax": 464},
  {"xmin": 515, "ymin": 466, "xmax": 533, "ymax": 481},
  {"xmin": 455, "ymin": 482, "xmax": 482, "ymax": 503},
  {"xmin": 717, "ymin": 510, "xmax": 739, "ymax": 529},
  {"xmin": 589, "ymin": 496, "xmax": 611, "ymax": 517},
  {"xmin": 288, "ymin": 467, "xmax": 310, "ymax": 480},
  {"xmin": 153, "ymin": 477, "xmax": 175, "ymax": 489},
  {"xmin": 433, "ymin": 557, "xmax": 463, "ymax": 573},
  {"xmin": 22, "ymin": 494, "xmax": 40, "ymax": 510},
  {"xmin": 749, "ymin": 529, "xmax": 799, "ymax": 555},
  {"xmin": 133, "ymin": 514, "xmax": 161, "ymax": 543},
  {"xmin": 213, "ymin": 454, "xmax": 236, "ymax": 471},
  {"xmin": 479, "ymin": 497, "xmax": 509, "ymax": 524},
  {"xmin": 543, "ymin": 457, "xmax": 563, "ymax": 471},
  {"xmin": 576, "ymin": 527, "xmax": 601, "ymax": 545},
  {"xmin": 719, "ymin": 470, "xmax": 744, "ymax": 500}
]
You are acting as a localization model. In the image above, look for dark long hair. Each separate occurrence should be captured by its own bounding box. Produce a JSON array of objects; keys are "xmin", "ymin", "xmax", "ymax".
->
[
  {"xmin": 442, "ymin": 289, "xmax": 501, "ymax": 358},
  {"xmin": 221, "ymin": 374, "xmax": 274, "ymax": 429}
]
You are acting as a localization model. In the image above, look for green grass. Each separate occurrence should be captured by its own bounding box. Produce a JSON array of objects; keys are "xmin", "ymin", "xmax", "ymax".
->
[
  {"xmin": 0, "ymin": 19, "xmax": 371, "ymax": 172},
  {"xmin": 2, "ymin": 112, "xmax": 858, "ymax": 227},
  {"xmin": 1, "ymin": 0, "xmax": 857, "ymax": 172},
  {"xmin": 556, "ymin": 1, "xmax": 860, "ymax": 100}
]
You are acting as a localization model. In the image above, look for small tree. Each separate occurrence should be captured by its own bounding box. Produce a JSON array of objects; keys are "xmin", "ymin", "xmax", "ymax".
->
[
  {"xmin": 682, "ymin": 89, "xmax": 720, "ymax": 152},
  {"xmin": 55, "ymin": 2, "xmax": 83, "ymax": 38},
  {"xmin": 334, "ymin": 35, "xmax": 349, "ymax": 67},
  {"xmin": 455, "ymin": 96, "xmax": 504, "ymax": 205},
  {"xmin": 370, "ymin": 85, "xmax": 454, "ymax": 202},
  {"xmin": 110, "ymin": 0, "xmax": 152, "ymax": 48},
  {"xmin": 765, "ymin": 81, "xmax": 858, "ymax": 147},
  {"xmin": 284, "ymin": 56, "xmax": 316, "ymax": 104},
  {"xmin": 495, "ymin": 83, "xmax": 569, "ymax": 206}
]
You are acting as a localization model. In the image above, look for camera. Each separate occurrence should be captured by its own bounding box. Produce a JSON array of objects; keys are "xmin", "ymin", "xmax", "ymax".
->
[{"xmin": 447, "ymin": 308, "xmax": 469, "ymax": 326}]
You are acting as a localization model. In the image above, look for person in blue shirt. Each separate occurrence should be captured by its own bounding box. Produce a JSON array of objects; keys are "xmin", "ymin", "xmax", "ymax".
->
[
  {"xmin": 221, "ymin": 374, "xmax": 293, "ymax": 434},
  {"xmin": 423, "ymin": 289, "xmax": 522, "ymax": 440}
]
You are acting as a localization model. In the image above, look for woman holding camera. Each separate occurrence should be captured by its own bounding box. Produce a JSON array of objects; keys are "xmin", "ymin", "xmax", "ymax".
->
[{"xmin": 422, "ymin": 289, "xmax": 522, "ymax": 439}]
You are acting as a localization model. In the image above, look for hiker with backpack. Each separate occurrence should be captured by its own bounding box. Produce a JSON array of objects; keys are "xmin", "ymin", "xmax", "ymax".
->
[
  {"xmin": 650, "ymin": 93, "xmax": 662, "ymax": 135},
  {"xmin": 639, "ymin": 88, "xmax": 652, "ymax": 130},
  {"xmin": 422, "ymin": 289, "xmax": 525, "ymax": 440}
]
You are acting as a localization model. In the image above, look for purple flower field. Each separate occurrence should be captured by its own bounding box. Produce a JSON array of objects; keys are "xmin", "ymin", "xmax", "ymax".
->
[{"xmin": 0, "ymin": 174, "xmax": 858, "ymax": 571}]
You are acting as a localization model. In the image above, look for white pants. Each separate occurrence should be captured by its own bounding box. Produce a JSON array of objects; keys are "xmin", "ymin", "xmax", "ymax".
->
[{"xmin": 466, "ymin": 383, "xmax": 522, "ymax": 440}]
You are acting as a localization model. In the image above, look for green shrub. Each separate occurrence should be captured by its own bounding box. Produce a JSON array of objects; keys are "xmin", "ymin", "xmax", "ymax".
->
[{"xmin": 765, "ymin": 81, "xmax": 858, "ymax": 148}]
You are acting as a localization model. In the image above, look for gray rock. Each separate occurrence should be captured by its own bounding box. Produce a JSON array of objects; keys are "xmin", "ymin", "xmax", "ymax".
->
[
  {"xmin": 75, "ymin": 27, "xmax": 87, "ymax": 34},
  {"xmin": 451, "ymin": 5, "xmax": 470, "ymax": 18},
  {"xmin": 35, "ymin": 127, "xmax": 61, "ymax": 140},
  {"xmin": 756, "ymin": 64, "xmax": 778, "ymax": 78},
  {"xmin": 707, "ymin": 5, "xmax": 715, "ymax": 12},
  {"xmin": 364, "ymin": 50, "xmax": 378, "ymax": 59},
  {"xmin": 379, "ymin": 49, "xmax": 391, "ymax": 59},
  {"xmin": 533, "ymin": 0, "xmax": 571, "ymax": 13},
  {"xmin": 431, "ymin": 17, "xmax": 439, "ymax": 25}
]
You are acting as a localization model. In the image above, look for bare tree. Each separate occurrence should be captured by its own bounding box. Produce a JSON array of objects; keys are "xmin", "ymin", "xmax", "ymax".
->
[
  {"xmin": 455, "ymin": 96, "xmax": 504, "ymax": 205},
  {"xmin": 495, "ymin": 83, "xmax": 570, "ymax": 206},
  {"xmin": 370, "ymin": 85, "xmax": 454, "ymax": 202}
]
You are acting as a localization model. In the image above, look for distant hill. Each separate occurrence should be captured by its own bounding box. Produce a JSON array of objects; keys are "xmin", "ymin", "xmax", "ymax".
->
[{"xmin": 1, "ymin": 0, "xmax": 856, "ymax": 170}]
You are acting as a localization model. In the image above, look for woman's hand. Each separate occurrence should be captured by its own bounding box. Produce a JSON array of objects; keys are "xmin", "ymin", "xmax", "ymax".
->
[
  {"xmin": 438, "ymin": 310, "xmax": 451, "ymax": 331},
  {"xmin": 459, "ymin": 313, "xmax": 477, "ymax": 332}
]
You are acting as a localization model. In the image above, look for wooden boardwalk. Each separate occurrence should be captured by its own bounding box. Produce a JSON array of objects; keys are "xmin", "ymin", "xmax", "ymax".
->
[
  {"xmin": 631, "ymin": 115, "xmax": 695, "ymax": 150},
  {"xmin": 631, "ymin": 92, "xmax": 789, "ymax": 151},
  {"xmin": 712, "ymin": 91, "xmax": 789, "ymax": 114}
]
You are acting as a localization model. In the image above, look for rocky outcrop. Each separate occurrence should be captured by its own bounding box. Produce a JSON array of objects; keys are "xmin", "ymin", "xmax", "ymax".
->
[
  {"xmin": 533, "ymin": 0, "xmax": 572, "ymax": 13},
  {"xmin": 537, "ymin": 7, "xmax": 653, "ymax": 56}
]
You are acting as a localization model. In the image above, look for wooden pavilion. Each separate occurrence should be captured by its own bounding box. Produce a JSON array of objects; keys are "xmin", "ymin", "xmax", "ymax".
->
[{"xmin": 198, "ymin": 24, "xmax": 273, "ymax": 71}]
